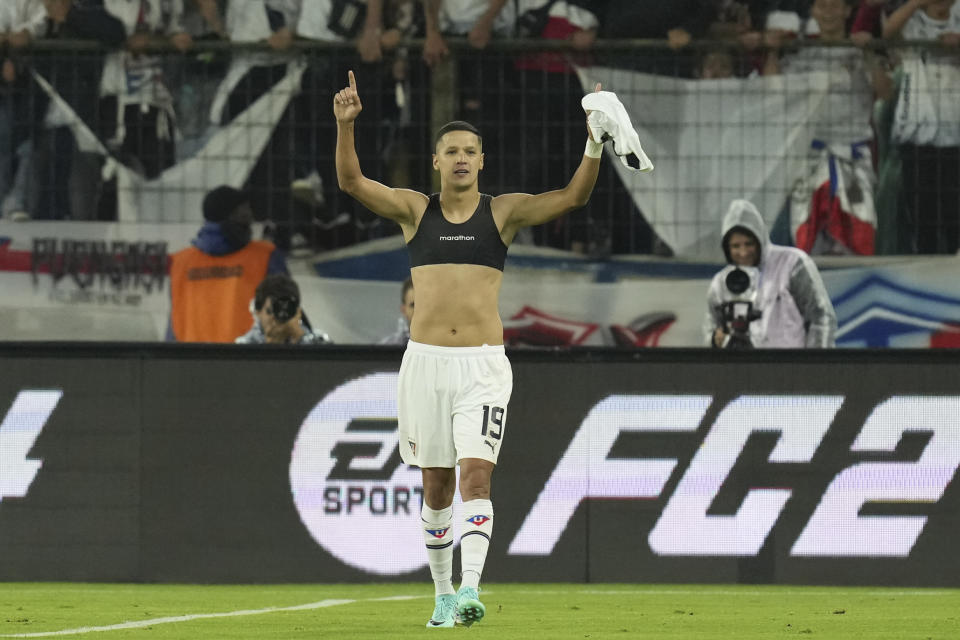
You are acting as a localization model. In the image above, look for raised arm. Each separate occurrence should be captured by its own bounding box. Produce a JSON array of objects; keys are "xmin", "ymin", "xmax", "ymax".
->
[
  {"xmin": 495, "ymin": 83, "xmax": 603, "ymax": 242},
  {"xmin": 334, "ymin": 70, "xmax": 427, "ymax": 230}
]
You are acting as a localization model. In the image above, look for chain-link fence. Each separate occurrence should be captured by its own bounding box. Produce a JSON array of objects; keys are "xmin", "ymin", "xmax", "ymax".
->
[{"xmin": 2, "ymin": 38, "xmax": 958, "ymax": 256}]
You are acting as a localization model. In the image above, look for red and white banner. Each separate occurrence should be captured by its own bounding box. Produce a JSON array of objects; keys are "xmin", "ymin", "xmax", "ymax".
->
[{"xmin": 791, "ymin": 142, "xmax": 876, "ymax": 255}]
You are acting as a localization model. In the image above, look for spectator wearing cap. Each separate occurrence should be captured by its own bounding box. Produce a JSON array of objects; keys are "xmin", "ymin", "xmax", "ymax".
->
[{"xmin": 167, "ymin": 185, "xmax": 288, "ymax": 342}]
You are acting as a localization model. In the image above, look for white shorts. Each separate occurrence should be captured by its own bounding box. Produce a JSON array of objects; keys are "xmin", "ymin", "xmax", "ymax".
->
[{"xmin": 397, "ymin": 340, "xmax": 513, "ymax": 468}]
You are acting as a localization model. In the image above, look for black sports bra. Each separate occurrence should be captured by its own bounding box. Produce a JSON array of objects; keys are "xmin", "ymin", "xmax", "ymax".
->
[{"xmin": 407, "ymin": 194, "xmax": 507, "ymax": 271}]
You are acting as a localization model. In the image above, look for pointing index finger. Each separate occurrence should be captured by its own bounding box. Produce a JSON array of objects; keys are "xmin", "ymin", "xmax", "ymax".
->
[{"xmin": 349, "ymin": 70, "xmax": 357, "ymax": 90}]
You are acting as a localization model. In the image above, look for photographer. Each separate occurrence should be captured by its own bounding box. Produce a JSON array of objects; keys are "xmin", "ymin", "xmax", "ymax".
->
[
  {"xmin": 704, "ymin": 199, "xmax": 837, "ymax": 349},
  {"xmin": 235, "ymin": 274, "xmax": 332, "ymax": 345}
]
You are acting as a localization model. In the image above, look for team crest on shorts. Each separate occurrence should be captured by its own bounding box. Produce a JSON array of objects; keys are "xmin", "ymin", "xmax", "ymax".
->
[{"xmin": 408, "ymin": 440, "xmax": 416, "ymax": 456}]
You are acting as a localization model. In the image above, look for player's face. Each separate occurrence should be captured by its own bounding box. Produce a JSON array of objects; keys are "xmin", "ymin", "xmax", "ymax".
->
[
  {"xmin": 401, "ymin": 287, "xmax": 414, "ymax": 325},
  {"xmin": 433, "ymin": 131, "xmax": 484, "ymax": 187},
  {"xmin": 728, "ymin": 231, "xmax": 759, "ymax": 267}
]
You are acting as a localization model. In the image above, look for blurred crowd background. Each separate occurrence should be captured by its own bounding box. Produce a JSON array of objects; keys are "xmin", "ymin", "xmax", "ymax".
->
[{"xmin": 1, "ymin": 0, "xmax": 958, "ymax": 259}]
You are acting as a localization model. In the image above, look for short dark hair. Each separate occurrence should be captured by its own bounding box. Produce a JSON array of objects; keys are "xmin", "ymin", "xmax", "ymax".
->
[
  {"xmin": 434, "ymin": 121, "xmax": 482, "ymax": 149},
  {"xmin": 254, "ymin": 274, "xmax": 300, "ymax": 311},
  {"xmin": 401, "ymin": 276, "xmax": 413, "ymax": 301}
]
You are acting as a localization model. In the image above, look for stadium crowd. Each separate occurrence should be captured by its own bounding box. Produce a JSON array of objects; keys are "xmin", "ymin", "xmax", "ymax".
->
[{"xmin": 1, "ymin": 0, "xmax": 958, "ymax": 255}]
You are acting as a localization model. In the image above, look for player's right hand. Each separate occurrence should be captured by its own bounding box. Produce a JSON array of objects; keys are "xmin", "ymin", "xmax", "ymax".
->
[{"xmin": 333, "ymin": 70, "xmax": 363, "ymax": 122}]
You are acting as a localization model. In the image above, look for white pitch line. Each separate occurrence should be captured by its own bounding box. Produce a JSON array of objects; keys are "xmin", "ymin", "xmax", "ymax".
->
[
  {"xmin": 0, "ymin": 595, "xmax": 428, "ymax": 638},
  {"xmin": 515, "ymin": 588, "xmax": 958, "ymax": 597}
]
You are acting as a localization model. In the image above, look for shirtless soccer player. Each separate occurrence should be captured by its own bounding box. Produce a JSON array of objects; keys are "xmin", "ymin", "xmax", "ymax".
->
[{"xmin": 334, "ymin": 70, "xmax": 603, "ymax": 628}]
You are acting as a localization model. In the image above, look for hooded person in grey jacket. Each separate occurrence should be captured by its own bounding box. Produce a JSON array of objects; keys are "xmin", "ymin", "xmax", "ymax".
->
[{"xmin": 705, "ymin": 199, "xmax": 837, "ymax": 348}]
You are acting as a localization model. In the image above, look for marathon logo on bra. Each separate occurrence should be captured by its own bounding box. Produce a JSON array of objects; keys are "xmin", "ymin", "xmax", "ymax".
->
[
  {"xmin": 508, "ymin": 394, "xmax": 960, "ymax": 559},
  {"xmin": 289, "ymin": 373, "xmax": 464, "ymax": 575},
  {"xmin": 439, "ymin": 235, "xmax": 475, "ymax": 241}
]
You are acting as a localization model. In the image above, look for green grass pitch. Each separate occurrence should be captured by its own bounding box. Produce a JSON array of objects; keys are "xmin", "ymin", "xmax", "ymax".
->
[{"xmin": 1, "ymin": 583, "xmax": 958, "ymax": 639}]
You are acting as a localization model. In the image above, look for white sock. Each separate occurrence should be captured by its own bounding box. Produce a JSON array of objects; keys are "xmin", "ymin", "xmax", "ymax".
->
[
  {"xmin": 459, "ymin": 498, "xmax": 493, "ymax": 590},
  {"xmin": 421, "ymin": 504, "xmax": 455, "ymax": 596}
]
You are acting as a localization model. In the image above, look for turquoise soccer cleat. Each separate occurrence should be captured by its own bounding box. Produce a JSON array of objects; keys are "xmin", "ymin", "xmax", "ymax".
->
[
  {"xmin": 455, "ymin": 586, "xmax": 485, "ymax": 627},
  {"xmin": 426, "ymin": 593, "xmax": 457, "ymax": 628}
]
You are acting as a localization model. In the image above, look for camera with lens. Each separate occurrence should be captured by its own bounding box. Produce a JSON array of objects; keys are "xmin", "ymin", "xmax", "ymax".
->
[
  {"xmin": 269, "ymin": 294, "xmax": 299, "ymax": 324},
  {"xmin": 718, "ymin": 265, "xmax": 761, "ymax": 349}
]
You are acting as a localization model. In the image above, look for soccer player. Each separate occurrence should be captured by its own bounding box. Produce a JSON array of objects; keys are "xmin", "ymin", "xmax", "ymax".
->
[
  {"xmin": 334, "ymin": 70, "xmax": 603, "ymax": 628},
  {"xmin": 704, "ymin": 199, "xmax": 837, "ymax": 348}
]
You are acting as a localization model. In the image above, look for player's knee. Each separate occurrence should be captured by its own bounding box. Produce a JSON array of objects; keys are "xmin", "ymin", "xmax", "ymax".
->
[
  {"xmin": 459, "ymin": 484, "xmax": 491, "ymax": 502},
  {"xmin": 422, "ymin": 469, "xmax": 457, "ymax": 508},
  {"xmin": 423, "ymin": 485, "xmax": 456, "ymax": 509},
  {"xmin": 458, "ymin": 459, "xmax": 494, "ymax": 500},
  {"xmin": 458, "ymin": 473, "xmax": 491, "ymax": 501}
]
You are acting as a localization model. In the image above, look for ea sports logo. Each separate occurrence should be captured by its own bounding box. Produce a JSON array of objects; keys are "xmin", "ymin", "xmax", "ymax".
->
[{"xmin": 289, "ymin": 372, "xmax": 461, "ymax": 575}]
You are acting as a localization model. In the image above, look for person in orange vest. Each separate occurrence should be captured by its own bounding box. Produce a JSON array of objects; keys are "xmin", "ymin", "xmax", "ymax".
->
[{"xmin": 167, "ymin": 185, "xmax": 288, "ymax": 342}]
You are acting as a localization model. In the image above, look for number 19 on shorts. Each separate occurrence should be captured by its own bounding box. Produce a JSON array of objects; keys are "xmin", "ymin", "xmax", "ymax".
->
[{"xmin": 481, "ymin": 405, "xmax": 504, "ymax": 439}]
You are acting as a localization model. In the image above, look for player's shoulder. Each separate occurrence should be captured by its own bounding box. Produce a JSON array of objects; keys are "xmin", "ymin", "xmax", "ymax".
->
[
  {"xmin": 490, "ymin": 191, "xmax": 531, "ymax": 213},
  {"xmin": 397, "ymin": 188, "xmax": 431, "ymax": 217},
  {"xmin": 398, "ymin": 187, "xmax": 431, "ymax": 204}
]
